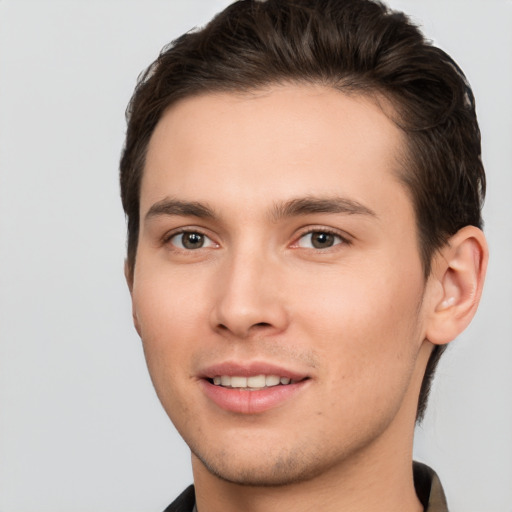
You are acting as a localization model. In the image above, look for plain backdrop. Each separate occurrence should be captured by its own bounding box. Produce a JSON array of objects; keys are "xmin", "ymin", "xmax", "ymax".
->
[{"xmin": 0, "ymin": 1, "xmax": 510, "ymax": 511}]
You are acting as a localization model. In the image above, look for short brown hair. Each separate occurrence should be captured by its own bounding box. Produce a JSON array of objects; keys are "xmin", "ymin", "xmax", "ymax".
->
[{"xmin": 120, "ymin": 0, "xmax": 485, "ymax": 420}]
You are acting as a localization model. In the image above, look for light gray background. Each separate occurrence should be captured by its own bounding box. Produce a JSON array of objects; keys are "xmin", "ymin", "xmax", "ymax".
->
[{"xmin": 0, "ymin": 1, "xmax": 510, "ymax": 511}]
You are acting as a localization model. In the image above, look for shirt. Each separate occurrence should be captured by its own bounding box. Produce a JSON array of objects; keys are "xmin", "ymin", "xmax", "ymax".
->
[{"xmin": 162, "ymin": 461, "xmax": 448, "ymax": 512}]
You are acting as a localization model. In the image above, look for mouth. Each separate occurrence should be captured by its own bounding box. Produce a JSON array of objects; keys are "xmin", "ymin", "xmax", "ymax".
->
[
  {"xmin": 208, "ymin": 374, "xmax": 300, "ymax": 390},
  {"xmin": 199, "ymin": 363, "xmax": 311, "ymax": 414}
]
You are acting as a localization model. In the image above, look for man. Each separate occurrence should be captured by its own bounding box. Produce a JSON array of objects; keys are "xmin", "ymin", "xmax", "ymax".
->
[{"xmin": 120, "ymin": 1, "xmax": 487, "ymax": 510}]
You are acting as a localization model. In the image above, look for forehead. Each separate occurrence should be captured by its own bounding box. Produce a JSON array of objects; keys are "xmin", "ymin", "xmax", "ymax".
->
[{"xmin": 141, "ymin": 84, "xmax": 409, "ymax": 218}]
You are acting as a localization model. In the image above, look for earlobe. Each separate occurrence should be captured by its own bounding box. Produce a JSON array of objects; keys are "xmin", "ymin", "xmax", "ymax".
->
[{"xmin": 425, "ymin": 226, "xmax": 488, "ymax": 345}]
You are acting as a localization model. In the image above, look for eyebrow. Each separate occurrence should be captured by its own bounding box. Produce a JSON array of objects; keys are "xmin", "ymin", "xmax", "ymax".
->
[
  {"xmin": 144, "ymin": 196, "xmax": 377, "ymax": 223},
  {"xmin": 145, "ymin": 198, "xmax": 217, "ymax": 221},
  {"xmin": 270, "ymin": 197, "xmax": 377, "ymax": 220}
]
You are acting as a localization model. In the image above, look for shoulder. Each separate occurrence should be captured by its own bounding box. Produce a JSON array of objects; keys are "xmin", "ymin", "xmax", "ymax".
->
[
  {"xmin": 162, "ymin": 485, "xmax": 195, "ymax": 512},
  {"xmin": 413, "ymin": 461, "xmax": 449, "ymax": 512}
]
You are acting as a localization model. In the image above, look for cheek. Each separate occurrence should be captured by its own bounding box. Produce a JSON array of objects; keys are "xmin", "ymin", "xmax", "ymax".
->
[
  {"xmin": 133, "ymin": 264, "xmax": 207, "ymax": 342},
  {"xmin": 131, "ymin": 271, "xmax": 206, "ymax": 393},
  {"xmin": 292, "ymin": 264, "xmax": 425, "ymax": 397}
]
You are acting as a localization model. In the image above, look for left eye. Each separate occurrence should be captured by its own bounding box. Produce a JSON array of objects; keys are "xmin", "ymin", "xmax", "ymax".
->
[
  {"xmin": 169, "ymin": 231, "xmax": 216, "ymax": 250},
  {"xmin": 297, "ymin": 231, "xmax": 344, "ymax": 249}
]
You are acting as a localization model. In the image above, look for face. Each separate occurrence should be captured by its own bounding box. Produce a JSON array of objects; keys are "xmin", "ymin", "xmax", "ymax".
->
[{"xmin": 130, "ymin": 85, "xmax": 432, "ymax": 486}]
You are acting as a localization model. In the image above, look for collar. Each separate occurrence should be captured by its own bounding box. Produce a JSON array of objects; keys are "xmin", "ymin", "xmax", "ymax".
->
[{"xmin": 413, "ymin": 461, "xmax": 449, "ymax": 512}]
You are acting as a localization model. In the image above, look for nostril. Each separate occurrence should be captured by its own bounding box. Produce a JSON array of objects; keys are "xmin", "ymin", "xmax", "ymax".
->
[
  {"xmin": 216, "ymin": 321, "xmax": 272, "ymax": 335},
  {"xmin": 214, "ymin": 320, "xmax": 274, "ymax": 339}
]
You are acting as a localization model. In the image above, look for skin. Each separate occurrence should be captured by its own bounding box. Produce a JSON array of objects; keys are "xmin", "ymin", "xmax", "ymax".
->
[{"xmin": 128, "ymin": 84, "xmax": 487, "ymax": 512}]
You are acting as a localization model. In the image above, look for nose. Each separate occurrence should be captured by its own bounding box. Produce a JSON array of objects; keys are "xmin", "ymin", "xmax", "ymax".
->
[{"xmin": 209, "ymin": 250, "xmax": 289, "ymax": 339}]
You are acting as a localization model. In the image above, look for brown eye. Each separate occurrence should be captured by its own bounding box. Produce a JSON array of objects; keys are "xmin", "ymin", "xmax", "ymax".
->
[
  {"xmin": 169, "ymin": 231, "xmax": 215, "ymax": 250},
  {"xmin": 311, "ymin": 232, "xmax": 335, "ymax": 248},
  {"xmin": 182, "ymin": 232, "xmax": 204, "ymax": 249},
  {"xmin": 297, "ymin": 231, "xmax": 343, "ymax": 249}
]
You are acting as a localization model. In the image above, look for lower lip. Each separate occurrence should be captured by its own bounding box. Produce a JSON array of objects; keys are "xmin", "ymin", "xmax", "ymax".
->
[{"xmin": 199, "ymin": 379, "xmax": 308, "ymax": 414}]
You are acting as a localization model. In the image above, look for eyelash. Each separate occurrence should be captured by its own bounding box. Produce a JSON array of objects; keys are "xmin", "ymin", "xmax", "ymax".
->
[
  {"xmin": 162, "ymin": 229, "xmax": 217, "ymax": 250},
  {"xmin": 293, "ymin": 228, "xmax": 351, "ymax": 250},
  {"xmin": 161, "ymin": 227, "xmax": 351, "ymax": 252}
]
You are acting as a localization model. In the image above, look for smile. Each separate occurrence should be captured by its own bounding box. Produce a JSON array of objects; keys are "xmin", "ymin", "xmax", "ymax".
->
[
  {"xmin": 211, "ymin": 374, "xmax": 294, "ymax": 390},
  {"xmin": 198, "ymin": 361, "xmax": 311, "ymax": 413}
]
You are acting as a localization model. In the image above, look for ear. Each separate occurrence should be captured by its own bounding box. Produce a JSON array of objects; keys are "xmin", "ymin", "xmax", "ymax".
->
[
  {"xmin": 124, "ymin": 259, "xmax": 141, "ymax": 336},
  {"xmin": 425, "ymin": 226, "xmax": 488, "ymax": 345}
]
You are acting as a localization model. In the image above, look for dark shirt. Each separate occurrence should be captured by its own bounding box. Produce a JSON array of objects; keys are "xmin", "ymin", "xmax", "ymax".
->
[{"xmin": 163, "ymin": 461, "xmax": 448, "ymax": 512}]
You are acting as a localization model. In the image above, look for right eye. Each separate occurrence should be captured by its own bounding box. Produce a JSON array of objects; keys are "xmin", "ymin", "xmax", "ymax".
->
[{"xmin": 168, "ymin": 231, "xmax": 216, "ymax": 250}]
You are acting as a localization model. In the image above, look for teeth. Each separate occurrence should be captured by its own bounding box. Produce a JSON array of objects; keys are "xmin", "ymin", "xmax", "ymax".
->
[
  {"xmin": 230, "ymin": 376, "xmax": 247, "ymax": 388},
  {"xmin": 248, "ymin": 375, "xmax": 266, "ymax": 388},
  {"xmin": 265, "ymin": 375, "xmax": 280, "ymax": 386},
  {"xmin": 212, "ymin": 374, "xmax": 295, "ymax": 389}
]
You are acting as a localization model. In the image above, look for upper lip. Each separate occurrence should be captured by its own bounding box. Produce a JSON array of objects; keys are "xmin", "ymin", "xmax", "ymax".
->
[{"xmin": 198, "ymin": 361, "xmax": 310, "ymax": 381}]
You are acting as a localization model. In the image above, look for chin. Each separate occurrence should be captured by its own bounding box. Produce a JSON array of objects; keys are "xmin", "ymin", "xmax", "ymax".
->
[{"xmin": 191, "ymin": 443, "xmax": 335, "ymax": 487}]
